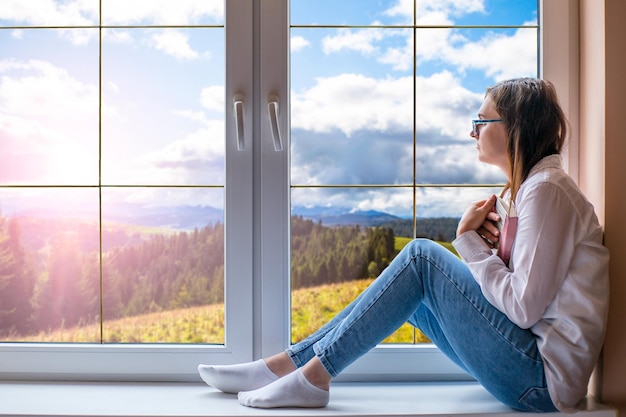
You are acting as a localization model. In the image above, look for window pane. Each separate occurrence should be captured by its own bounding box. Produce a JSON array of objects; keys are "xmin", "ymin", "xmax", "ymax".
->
[
  {"xmin": 0, "ymin": 29, "xmax": 99, "ymax": 185},
  {"xmin": 414, "ymin": 27, "xmax": 537, "ymax": 185},
  {"xmin": 291, "ymin": 187, "xmax": 416, "ymax": 344},
  {"xmin": 101, "ymin": 187, "xmax": 224, "ymax": 343},
  {"xmin": 291, "ymin": 27, "xmax": 413, "ymax": 186},
  {"xmin": 290, "ymin": 0, "xmax": 538, "ymax": 346},
  {"xmin": 101, "ymin": 28, "xmax": 225, "ymax": 186},
  {"xmin": 0, "ymin": 0, "xmax": 227, "ymax": 345},
  {"xmin": 0, "ymin": 188, "xmax": 100, "ymax": 342},
  {"xmin": 290, "ymin": 185, "xmax": 501, "ymax": 345},
  {"xmin": 414, "ymin": 186, "xmax": 502, "ymax": 218}
]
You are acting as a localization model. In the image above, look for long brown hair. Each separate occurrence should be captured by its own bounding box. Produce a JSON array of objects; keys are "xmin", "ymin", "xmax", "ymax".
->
[{"xmin": 486, "ymin": 78, "xmax": 568, "ymax": 202}]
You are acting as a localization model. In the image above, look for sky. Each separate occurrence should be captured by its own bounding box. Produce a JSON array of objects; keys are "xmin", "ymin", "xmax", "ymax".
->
[{"xmin": 0, "ymin": 0, "xmax": 538, "ymax": 219}]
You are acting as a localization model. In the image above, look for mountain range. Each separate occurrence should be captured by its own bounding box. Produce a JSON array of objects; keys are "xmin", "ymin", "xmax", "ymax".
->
[
  {"xmin": 9, "ymin": 201, "xmax": 450, "ymax": 232},
  {"xmin": 104, "ymin": 204, "xmax": 405, "ymax": 229}
]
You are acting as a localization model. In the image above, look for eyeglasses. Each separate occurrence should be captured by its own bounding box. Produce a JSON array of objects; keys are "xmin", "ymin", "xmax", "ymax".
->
[{"xmin": 471, "ymin": 119, "xmax": 503, "ymax": 136}]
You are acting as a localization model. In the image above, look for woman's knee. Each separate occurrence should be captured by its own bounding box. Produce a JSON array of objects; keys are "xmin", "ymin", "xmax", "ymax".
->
[{"xmin": 403, "ymin": 238, "xmax": 446, "ymax": 258}]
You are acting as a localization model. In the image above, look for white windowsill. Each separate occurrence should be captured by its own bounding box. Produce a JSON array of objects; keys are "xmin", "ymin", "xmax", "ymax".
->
[{"xmin": 0, "ymin": 380, "xmax": 616, "ymax": 417}]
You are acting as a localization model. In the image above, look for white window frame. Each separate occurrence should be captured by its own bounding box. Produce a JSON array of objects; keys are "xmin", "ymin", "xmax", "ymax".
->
[
  {"xmin": 0, "ymin": 0, "xmax": 577, "ymax": 383},
  {"xmin": 0, "ymin": 0, "xmax": 255, "ymax": 382},
  {"xmin": 540, "ymin": 0, "xmax": 580, "ymax": 183}
]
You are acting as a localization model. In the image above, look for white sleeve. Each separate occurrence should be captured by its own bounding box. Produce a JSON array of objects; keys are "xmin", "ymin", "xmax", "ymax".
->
[{"xmin": 453, "ymin": 182, "xmax": 578, "ymax": 328}]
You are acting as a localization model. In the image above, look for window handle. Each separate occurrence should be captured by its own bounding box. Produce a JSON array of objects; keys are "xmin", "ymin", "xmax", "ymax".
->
[
  {"xmin": 233, "ymin": 94, "xmax": 245, "ymax": 151},
  {"xmin": 268, "ymin": 95, "xmax": 283, "ymax": 151}
]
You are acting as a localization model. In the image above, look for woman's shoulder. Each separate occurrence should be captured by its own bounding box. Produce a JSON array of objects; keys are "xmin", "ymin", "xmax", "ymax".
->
[
  {"xmin": 519, "ymin": 159, "xmax": 602, "ymax": 230},
  {"xmin": 523, "ymin": 155, "xmax": 578, "ymax": 193},
  {"xmin": 526, "ymin": 154, "xmax": 564, "ymax": 179}
]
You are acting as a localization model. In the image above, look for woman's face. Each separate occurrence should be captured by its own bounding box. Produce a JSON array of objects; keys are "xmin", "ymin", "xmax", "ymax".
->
[{"xmin": 470, "ymin": 95, "xmax": 510, "ymax": 176}]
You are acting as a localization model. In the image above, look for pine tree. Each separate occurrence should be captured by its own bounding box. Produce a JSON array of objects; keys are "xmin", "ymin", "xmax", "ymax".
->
[{"xmin": 0, "ymin": 216, "xmax": 35, "ymax": 336}]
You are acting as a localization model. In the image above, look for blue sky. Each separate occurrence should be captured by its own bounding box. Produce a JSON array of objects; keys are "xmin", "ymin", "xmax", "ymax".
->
[
  {"xmin": 289, "ymin": 0, "xmax": 538, "ymax": 216},
  {"xmin": 0, "ymin": 0, "xmax": 538, "ymax": 219}
]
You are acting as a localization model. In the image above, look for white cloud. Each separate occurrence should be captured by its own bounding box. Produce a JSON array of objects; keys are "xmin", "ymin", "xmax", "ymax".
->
[
  {"xmin": 0, "ymin": 0, "xmax": 97, "ymax": 26},
  {"xmin": 288, "ymin": 70, "xmax": 500, "ymax": 190},
  {"xmin": 291, "ymin": 73, "xmax": 412, "ymax": 137},
  {"xmin": 324, "ymin": 24, "xmax": 536, "ymax": 81},
  {"xmin": 319, "ymin": 1, "xmax": 536, "ymax": 81},
  {"xmin": 0, "ymin": 59, "xmax": 99, "ymax": 184},
  {"xmin": 442, "ymin": 26, "xmax": 538, "ymax": 80},
  {"xmin": 0, "ymin": 59, "xmax": 97, "ymax": 122},
  {"xmin": 415, "ymin": 71, "xmax": 481, "ymax": 137},
  {"xmin": 291, "ymin": 70, "xmax": 478, "ymax": 139},
  {"xmin": 200, "ymin": 85, "xmax": 224, "ymax": 112},
  {"xmin": 0, "ymin": 0, "xmax": 98, "ymax": 44},
  {"xmin": 174, "ymin": 109, "xmax": 210, "ymax": 125},
  {"xmin": 354, "ymin": 189, "xmax": 413, "ymax": 216},
  {"xmin": 384, "ymin": 0, "xmax": 485, "ymax": 23},
  {"xmin": 103, "ymin": 27, "xmax": 212, "ymax": 61},
  {"xmin": 376, "ymin": 31, "xmax": 413, "ymax": 71},
  {"xmin": 322, "ymin": 28, "xmax": 386, "ymax": 55},
  {"xmin": 291, "ymin": 36, "xmax": 311, "ymax": 53},
  {"xmin": 135, "ymin": 120, "xmax": 225, "ymax": 184},
  {"xmin": 102, "ymin": 0, "xmax": 223, "ymax": 25},
  {"xmin": 151, "ymin": 29, "xmax": 199, "ymax": 61},
  {"xmin": 0, "ymin": 0, "xmax": 223, "ymax": 45},
  {"xmin": 102, "ymin": 29, "xmax": 133, "ymax": 44},
  {"xmin": 105, "ymin": 80, "xmax": 120, "ymax": 94}
]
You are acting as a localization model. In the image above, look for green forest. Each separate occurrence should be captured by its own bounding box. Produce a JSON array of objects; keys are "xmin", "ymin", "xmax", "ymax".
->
[{"xmin": 0, "ymin": 212, "xmax": 457, "ymax": 341}]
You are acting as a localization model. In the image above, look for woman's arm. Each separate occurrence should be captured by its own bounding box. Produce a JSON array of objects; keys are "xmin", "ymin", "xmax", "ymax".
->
[{"xmin": 453, "ymin": 182, "xmax": 578, "ymax": 328}]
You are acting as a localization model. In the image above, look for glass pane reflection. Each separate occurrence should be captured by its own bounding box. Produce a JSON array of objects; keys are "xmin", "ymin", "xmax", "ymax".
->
[
  {"xmin": 0, "ymin": 29, "xmax": 99, "ymax": 186},
  {"xmin": 0, "ymin": 188, "xmax": 100, "ymax": 342},
  {"xmin": 101, "ymin": 187, "xmax": 225, "ymax": 343}
]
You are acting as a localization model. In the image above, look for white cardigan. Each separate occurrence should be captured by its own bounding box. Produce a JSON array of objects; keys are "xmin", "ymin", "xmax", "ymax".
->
[{"xmin": 453, "ymin": 154, "xmax": 610, "ymax": 412}]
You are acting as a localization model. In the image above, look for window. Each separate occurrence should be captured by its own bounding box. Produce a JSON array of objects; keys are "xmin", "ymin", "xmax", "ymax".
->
[
  {"xmin": 0, "ymin": 0, "xmax": 577, "ymax": 381},
  {"xmin": 0, "ymin": 0, "xmax": 252, "ymax": 380}
]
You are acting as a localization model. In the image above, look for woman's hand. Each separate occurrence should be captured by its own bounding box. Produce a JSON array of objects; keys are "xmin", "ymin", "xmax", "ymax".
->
[{"xmin": 457, "ymin": 195, "xmax": 501, "ymax": 247}]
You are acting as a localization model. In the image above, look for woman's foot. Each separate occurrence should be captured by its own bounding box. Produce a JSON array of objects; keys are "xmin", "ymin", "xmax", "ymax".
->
[
  {"xmin": 198, "ymin": 352, "xmax": 296, "ymax": 394},
  {"xmin": 238, "ymin": 357, "xmax": 331, "ymax": 408},
  {"xmin": 238, "ymin": 368, "xmax": 329, "ymax": 408}
]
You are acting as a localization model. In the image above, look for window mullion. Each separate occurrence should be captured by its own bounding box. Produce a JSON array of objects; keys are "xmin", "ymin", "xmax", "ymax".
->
[
  {"xmin": 223, "ymin": 0, "xmax": 255, "ymax": 363},
  {"xmin": 256, "ymin": 0, "xmax": 291, "ymax": 359}
]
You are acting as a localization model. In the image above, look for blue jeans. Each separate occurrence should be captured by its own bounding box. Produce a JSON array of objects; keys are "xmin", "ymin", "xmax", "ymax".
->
[{"xmin": 286, "ymin": 239, "xmax": 558, "ymax": 413}]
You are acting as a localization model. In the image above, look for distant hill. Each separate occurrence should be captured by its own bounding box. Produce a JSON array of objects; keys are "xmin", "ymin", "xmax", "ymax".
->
[
  {"xmin": 291, "ymin": 206, "xmax": 459, "ymax": 241},
  {"xmin": 13, "ymin": 203, "xmax": 222, "ymax": 230},
  {"xmin": 103, "ymin": 203, "xmax": 224, "ymax": 230},
  {"xmin": 292, "ymin": 207, "xmax": 402, "ymax": 227},
  {"xmin": 10, "ymin": 201, "xmax": 458, "ymax": 240},
  {"xmin": 102, "ymin": 204, "xmax": 459, "ymax": 240}
]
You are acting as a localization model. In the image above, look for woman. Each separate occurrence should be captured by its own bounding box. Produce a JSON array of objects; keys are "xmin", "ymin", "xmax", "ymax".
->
[{"xmin": 198, "ymin": 78, "xmax": 609, "ymax": 413}]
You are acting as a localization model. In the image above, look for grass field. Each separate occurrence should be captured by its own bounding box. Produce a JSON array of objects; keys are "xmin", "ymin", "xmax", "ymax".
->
[
  {"xmin": 395, "ymin": 236, "xmax": 458, "ymax": 256},
  {"xmin": 5, "ymin": 238, "xmax": 454, "ymax": 344},
  {"xmin": 5, "ymin": 279, "xmax": 429, "ymax": 344},
  {"xmin": 0, "ymin": 237, "xmax": 456, "ymax": 344}
]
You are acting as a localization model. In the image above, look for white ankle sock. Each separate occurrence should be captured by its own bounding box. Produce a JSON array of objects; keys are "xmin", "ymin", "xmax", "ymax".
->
[
  {"xmin": 197, "ymin": 359, "xmax": 279, "ymax": 394},
  {"xmin": 238, "ymin": 368, "xmax": 329, "ymax": 408}
]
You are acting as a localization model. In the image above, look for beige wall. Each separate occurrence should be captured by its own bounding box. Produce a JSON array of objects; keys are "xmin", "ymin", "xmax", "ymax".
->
[
  {"xmin": 580, "ymin": 0, "xmax": 626, "ymax": 413},
  {"xmin": 579, "ymin": 0, "xmax": 605, "ymax": 220}
]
